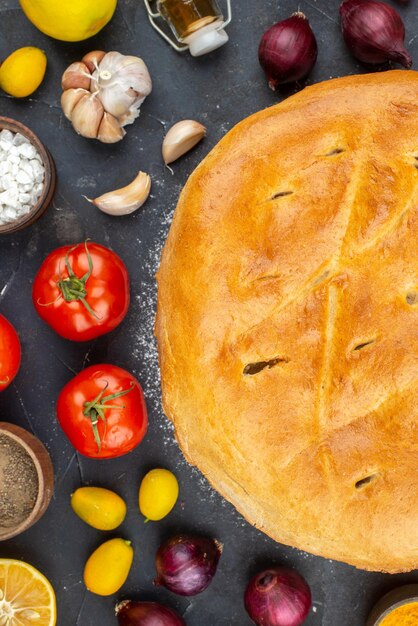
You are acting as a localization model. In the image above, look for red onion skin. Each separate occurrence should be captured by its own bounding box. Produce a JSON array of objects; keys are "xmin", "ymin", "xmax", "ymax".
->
[
  {"xmin": 116, "ymin": 600, "xmax": 185, "ymax": 626},
  {"xmin": 258, "ymin": 13, "xmax": 318, "ymax": 89},
  {"xmin": 155, "ymin": 535, "xmax": 222, "ymax": 597},
  {"xmin": 340, "ymin": 0, "xmax": 412, "ymax": 68},
  {"xmin": 245, "ymin": 567, "xmax": 312, "ymax": 626}
]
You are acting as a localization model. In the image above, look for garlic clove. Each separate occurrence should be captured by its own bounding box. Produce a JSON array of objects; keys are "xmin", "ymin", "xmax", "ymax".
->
[
  {"xmin": 114, "ymin": 55, "xmax": 153, "ymax": 97},
  {"xmin": 84, "ymin": 171, "xmax": 151, "ymax": 216},
  {"xmin": 61, "ymin": 88, "xmax": 90, "ymax": 121},
  {"xmin": 62, "ymin": 62, "xmax": 91, "ymax": 91},
  {"xmin": 98, "ymin": 82, "xmax": 137, "ymax": 120},
  {"xmin": 71, "ymin": 94, "xmax": 104, "ymax": 139},
  {"xmin": 98, "ymin": 112, "xmax": 126, "ymax": 144},
  {"xmin": 82, "ymin": 50, "xmax": 106, "ymax": 73},
  {"xmin": 162, "ymin": 120, "xmax": 206, "ymax": 165}
]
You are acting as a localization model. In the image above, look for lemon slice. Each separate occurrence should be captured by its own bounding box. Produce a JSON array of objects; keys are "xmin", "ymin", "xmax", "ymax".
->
[{"xmin": 0, "ymin": 559, "xmax": 56, "ymax": 625}]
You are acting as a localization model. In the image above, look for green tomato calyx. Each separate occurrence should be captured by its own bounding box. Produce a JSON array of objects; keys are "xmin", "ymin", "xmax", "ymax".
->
[
  {"xmin": 83, "ymin": 382, "xmax": 135, "ymax": 451},
  {"xmin": 57, "ymin": 240, "xmax": 99, "ymax": 319}
]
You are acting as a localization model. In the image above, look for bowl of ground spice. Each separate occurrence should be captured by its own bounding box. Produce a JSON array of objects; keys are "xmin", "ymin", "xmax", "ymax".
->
[
  {"xmin": 367, "ymin": 585, "xmax": 418, "ymax": 626},
  {"xmin": 0, "ymin": 422, "xmax": 54, "ymax": 540},
  {"xmin": 0, "ymin": 117, "xmax": 56, "ymax": 235}
]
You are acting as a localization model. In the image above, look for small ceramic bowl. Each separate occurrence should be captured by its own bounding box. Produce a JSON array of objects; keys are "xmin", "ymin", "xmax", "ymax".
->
[
  {"xmin": 0, "ymin": 422, "xmax": 54, "ymax": 540},
  {"xmin": 0, "ymin": 117, "xmax": 56, "ymax": 235},
  {"xmin": 367, "ymin": 585, "xmax": 418, "ymax": 625}
]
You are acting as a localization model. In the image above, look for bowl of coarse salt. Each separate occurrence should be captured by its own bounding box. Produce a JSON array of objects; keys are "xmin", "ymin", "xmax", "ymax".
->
[{"xmin": 0, "ymin": 117, "xmax": 56, "ymax": 234}]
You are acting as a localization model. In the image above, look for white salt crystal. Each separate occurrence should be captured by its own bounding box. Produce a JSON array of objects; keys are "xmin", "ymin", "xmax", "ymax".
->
[
  {"xmin": 17, "ymin": 143, "xmax": 37, "ymax": 159},
  {"xmin": 0, "ymin": 129, "xmax": 13, "ymax": 141},
  {"xmin": 1, "ymin": 175, "xmax": 15, "ymax": 190},
  {"xmin": 13, "ymin": 133, "xmax": 28, "ymax": 146},
  {"xmin": 0, "ymin": 140, "xmax": 11, "ymax": 153},
  {"xmin": 16, "ymin": 170, "xmax": 32, "ymax": 185}
]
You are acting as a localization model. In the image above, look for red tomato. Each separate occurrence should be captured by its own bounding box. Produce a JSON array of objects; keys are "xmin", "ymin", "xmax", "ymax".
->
[
  {"xmin": 32, "ymin": 241, "xmax": 130, "ymax": 342},
  {"xmin": 0, "ymin": 314, "xmax": 21, "ymax": 391},
  {"xmin": 56, "ymin": 364, "xmax": 148, "ymax": 459}
]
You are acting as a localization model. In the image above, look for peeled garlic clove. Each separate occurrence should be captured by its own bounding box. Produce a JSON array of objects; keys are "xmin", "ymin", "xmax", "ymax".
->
[
  {"xmin": 162, "ymin": 120, "xmax": 206, "ymax": 165},
  {"xmin": 98, "ymin": 112, "xmax": 126, "ymax": 144},
  {"xmin": 61, "ymin": 88, "xmax": 90, "ymax": 121},
  {"xmin": 71, "ymin": 94, "xmax": 104, "ymax": 139},
  {"xmin": 82, "ymin": 50, "xmax": 106, "ymax": 73},
  {"xmin": 85, "ymin": 171, "xmax": 151, "ymax": 216},
  {"xmin": 62, "ymin": 62, "xmax": 91, "ymax": 91}
]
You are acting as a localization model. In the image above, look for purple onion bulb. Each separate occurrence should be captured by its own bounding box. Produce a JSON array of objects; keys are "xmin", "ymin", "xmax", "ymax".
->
[
  {"xmin": 116, "ymin": 600, "xmax": 185, "ymax": 626},
  {"xmin": 155, "ymin": 534, "xmax": 222, "ymax": 596},
  {"xmin": 340, "ymin": 0, "xmax": 412, "ymax": 67},
  {"xmin": 245, "ymin": 567, "xmax": 312, "ymax": 626},
  {"xmin": 258, "ymin": 12, "xmax": 318, "ymax": 89}
]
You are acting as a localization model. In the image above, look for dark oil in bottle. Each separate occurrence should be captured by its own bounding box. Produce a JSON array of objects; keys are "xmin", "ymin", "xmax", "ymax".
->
[{"xmin": 157, "ymin": 0, "xmax": 223, "ymax": 39}]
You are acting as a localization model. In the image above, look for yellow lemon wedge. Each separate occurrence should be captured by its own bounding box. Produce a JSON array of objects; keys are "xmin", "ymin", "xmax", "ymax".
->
[
  {"xmin": 19, "ymin": 0, "xmax": 118, "ymax": 42},
  {"xmin": 0, "ymin": 47, "xmax": 47, "ymax": 98},
  {"xmin": 0, "ymin": 559, "xmax": 56, "ymax": 625}
]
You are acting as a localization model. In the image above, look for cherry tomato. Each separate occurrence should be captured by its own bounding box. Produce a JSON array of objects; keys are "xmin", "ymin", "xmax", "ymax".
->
[
  {"xmin": 57, "ymin": 364, "xmax": 148, "ymax": 459},
  {"xmin": 32, "ymin": 241, "xmax": 130, "ymax": 342},
  {"xmin": 0, "ymin": 314, "xmax": 21, "ymax": 391}
]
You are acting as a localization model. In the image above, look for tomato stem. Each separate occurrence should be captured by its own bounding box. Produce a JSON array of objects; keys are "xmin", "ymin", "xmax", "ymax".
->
[
  {"xmin": 57, "ymin": 241, "xmax": 100, "ymax": 320},
  {"xmin": 83, "ymin": 382, "xmax": 135, "ymax": 451}
]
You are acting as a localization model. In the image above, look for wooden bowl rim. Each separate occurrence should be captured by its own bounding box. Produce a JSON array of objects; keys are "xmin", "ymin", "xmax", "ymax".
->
[
  {"xmin": 0, "ymin": 422, "xmax": 54, "ymax": 540},
  {"xmin": 0, "ymin": 116, "xmax": 55, "ymax": 235}
]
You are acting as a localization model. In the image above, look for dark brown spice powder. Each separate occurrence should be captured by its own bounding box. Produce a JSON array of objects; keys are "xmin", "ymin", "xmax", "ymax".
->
[{"xmin": 0, "ymin": 434, "xmax": 38, "ymax": 530}]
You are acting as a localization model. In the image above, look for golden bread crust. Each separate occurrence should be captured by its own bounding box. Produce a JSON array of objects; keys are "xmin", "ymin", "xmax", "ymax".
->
[{"xmin": 155, "ymin": 71, "xmax": 418, "ymax": 573}]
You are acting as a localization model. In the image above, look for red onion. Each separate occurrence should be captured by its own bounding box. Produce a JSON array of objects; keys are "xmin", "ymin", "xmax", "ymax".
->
[
  {"xmin": 258, "ymin": 12, "xmax": 318, "ymax": 89},
  {"xmin": 116, "ymin": 601, "xmax": 185, "ymax": 626},
  {"xmin": 154, "ymin": 534, "xmax": 222, "ymax": 596},
  {"xmin": 244, "ymin": 567, "xmax": 312, "ymax": 626},
  {"xmin": 340, "ymin": 0, "xmax": 412, "ymax": 67}
]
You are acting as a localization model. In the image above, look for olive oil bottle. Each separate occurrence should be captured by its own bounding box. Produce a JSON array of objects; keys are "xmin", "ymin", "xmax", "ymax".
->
[
  {"xmin": 155, "ymin": 0, "xmax": 229, "ymax": 56},
  {"xmin": 157, "ymin": 0, "xmax": 223, "ymax": 38}
]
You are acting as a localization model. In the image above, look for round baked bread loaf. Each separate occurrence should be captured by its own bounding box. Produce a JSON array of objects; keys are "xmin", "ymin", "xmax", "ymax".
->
[{"xmin": 156, "ymin": 71, "xmax": 418, "ymax": 573}]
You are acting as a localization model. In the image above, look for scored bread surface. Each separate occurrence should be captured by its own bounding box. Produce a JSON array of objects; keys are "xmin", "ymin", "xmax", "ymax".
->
[{"xmin": 155, "ymin": 71, "xmax": 418, "ymax": 573}]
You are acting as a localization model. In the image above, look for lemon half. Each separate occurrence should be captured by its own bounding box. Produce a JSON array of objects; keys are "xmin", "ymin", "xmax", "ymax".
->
[{"xmin": 0, "ymin": 559, "xmax": 56, "ymax": 625}]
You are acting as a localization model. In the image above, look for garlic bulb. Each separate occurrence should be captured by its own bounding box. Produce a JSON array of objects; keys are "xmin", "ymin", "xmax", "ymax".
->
[
  {"xmin": 90, "ymin": 52, "xmax": 152, "ymax": 126},
  {"xmin": 60, "ymin": 50, "xmax": 152, "ymax": 143}
]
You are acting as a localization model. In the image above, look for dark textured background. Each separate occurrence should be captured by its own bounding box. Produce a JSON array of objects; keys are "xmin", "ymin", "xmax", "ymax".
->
[{"xmin": 0, "ymin": 1, "xmax": 417, "ymax": 624}]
